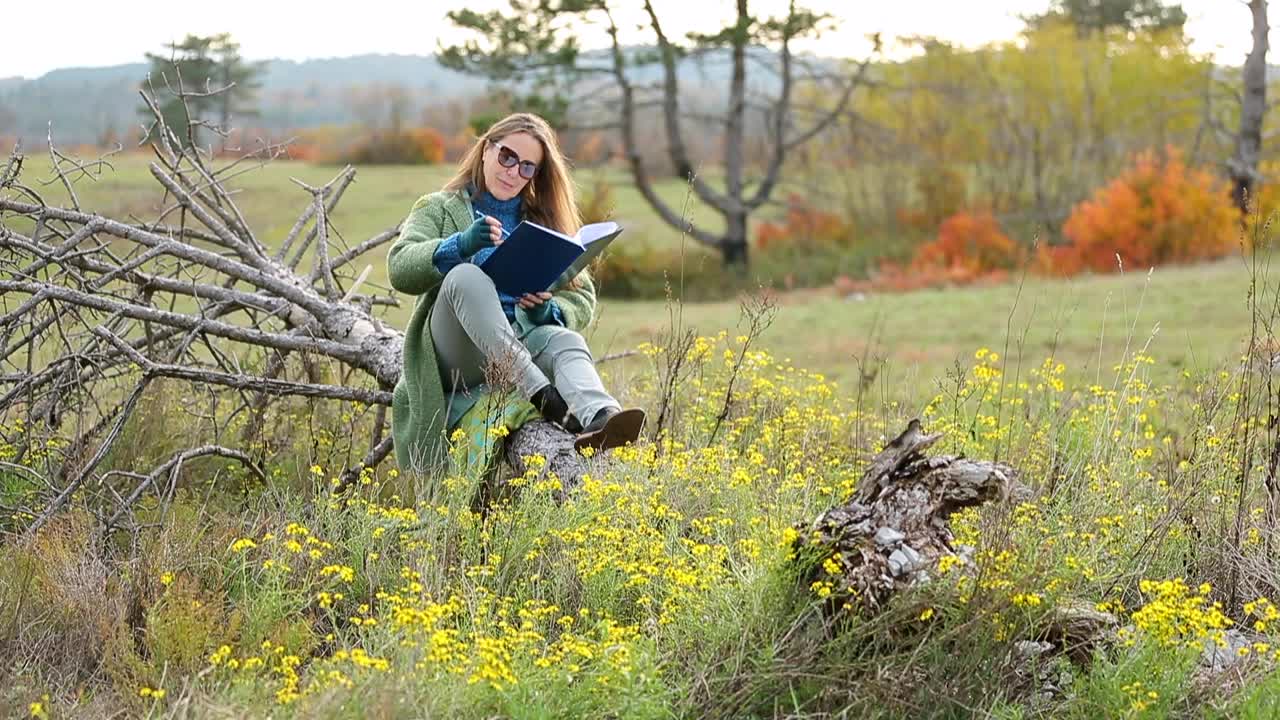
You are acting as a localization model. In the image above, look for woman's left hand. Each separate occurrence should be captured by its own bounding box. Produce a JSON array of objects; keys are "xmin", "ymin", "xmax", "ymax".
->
[{"xmin": 517, "ymin": 292, "xmax": 554, "ymax": 309}]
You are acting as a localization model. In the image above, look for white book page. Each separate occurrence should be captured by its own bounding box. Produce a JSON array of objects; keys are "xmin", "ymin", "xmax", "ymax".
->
[
  {"xmin": 553, "ymin": 222, "xmax": 624, "ymax": 286},
  {"xmin": 575, "ymin": 221, "xmax": 620, "ymax": 247}
]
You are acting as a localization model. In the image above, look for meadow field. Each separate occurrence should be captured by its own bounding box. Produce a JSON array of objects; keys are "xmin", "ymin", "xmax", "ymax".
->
[
  {"xmin": 13, "ymin": 0, "xmax": 1280, "ymax": 710},
  {"xmin": 21, "ymin": 152, "xmax": 1265, "ymax": 398},
  {"xmin": 5, "ymin": 152, "xmax": 1280, "ymax": 718}
]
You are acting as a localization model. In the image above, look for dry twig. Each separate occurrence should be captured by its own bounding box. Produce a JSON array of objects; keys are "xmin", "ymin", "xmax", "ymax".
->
[{"xmin": 0, "ymin": 84, "xmax": 577, "ymax": 539}]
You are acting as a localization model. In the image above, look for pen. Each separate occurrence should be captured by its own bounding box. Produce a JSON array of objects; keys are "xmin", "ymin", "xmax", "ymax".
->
[{"xmin": 474, "ymin": 210, "xmax": 511, "ymax": 240}]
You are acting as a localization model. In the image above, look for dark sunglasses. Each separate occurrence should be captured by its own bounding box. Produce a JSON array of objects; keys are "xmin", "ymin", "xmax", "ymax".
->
[{"xmin": 491, "ymin": 139, "xmax": 538, "ymax": 180}]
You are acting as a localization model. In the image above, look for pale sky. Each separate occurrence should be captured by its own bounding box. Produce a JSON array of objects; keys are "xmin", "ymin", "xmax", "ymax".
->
[{"xmin": 0, "ymin": 0, "xmax": 1264, "ymax": 80}]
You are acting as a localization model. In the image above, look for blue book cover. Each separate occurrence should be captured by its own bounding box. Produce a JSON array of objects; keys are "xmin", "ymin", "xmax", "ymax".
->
[{"xmin": 478, "ymin": 220, "xmax": 622, "ymax": 296}]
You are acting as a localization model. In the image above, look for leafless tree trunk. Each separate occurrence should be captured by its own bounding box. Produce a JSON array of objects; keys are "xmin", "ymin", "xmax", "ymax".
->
[
  {"xmin": 1230, "ymin": 0, "xmax": 1269, "ymax": 213},
  {"xmin": 620, "ymin": 1, "xmax": 874, "ymax": 266},
  {"xmin": 442, "ymin": 1, "xmax": 877, "ymax": 267}
]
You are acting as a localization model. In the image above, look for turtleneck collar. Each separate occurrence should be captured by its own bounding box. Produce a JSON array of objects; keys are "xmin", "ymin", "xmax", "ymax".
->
[{"xmin": 470, "ymin": 184, "xmax": 523, "ymax": 218}]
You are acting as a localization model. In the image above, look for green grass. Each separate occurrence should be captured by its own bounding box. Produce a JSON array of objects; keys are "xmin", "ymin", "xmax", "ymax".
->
[
  {"xmin": 7, "ymin": 152, "xmax": 1280, "ymax": 719},
  {"xmin": 593, "ymin": 256, "xmax": 1261, "ymax": 404},
  {"xmin": 13, "ymin": 151, "xmax": 1268, "ymax": 408},
  {"xmin": 25, "ymin": 152, "xmax": 726, "ymax": 257},
  {"xmin": 5, "ymin": 309, "xmax": 1279, "ymax": 717}
]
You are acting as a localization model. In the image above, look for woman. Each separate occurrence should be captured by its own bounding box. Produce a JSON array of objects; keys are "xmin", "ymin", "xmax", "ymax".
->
[{"xmin": 388, "ymin": 112, "xmax": 644, "ymax": 473}]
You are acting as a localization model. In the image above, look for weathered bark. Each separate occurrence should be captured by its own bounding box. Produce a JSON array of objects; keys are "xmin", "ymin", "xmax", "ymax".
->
[
  {"xmin": 1036, "ymin": 601, "xmax": 1119, "ymax": 664},
  {"xmin": 1230, "ymin": 0, "xmax": 1269, "ymax": 214},
  {"xmin": 797, "ymin": 420, "xmax": 1131, "ymax": 675},
  {"xmin": 797, "ymin": 419, "xmax": 1029, "ymax": 611},
  {"xmin": 503, "ymin": 419, "xmax": 590, "ymax": 501},
  {"xmin": 789, "ymin": 417, "xmax": 1135, "ymax": 702},
  {"xmin": 1007, "ymin": 601, "xmax": 1119, "ymax": 701}
]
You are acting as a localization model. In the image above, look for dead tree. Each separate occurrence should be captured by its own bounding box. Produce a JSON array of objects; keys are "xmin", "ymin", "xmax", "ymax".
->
[
  {"xmin": 440, "ymin": 1, "xmax": 878, "ymax": 267},
  {"xmin": 0, "ymin": 88, "xmax": 583, "ymax": 540},
  {"xmin": 797, "ymin": 419, "xmax": 1026, "ymax": 611},
  {"xmin": 795, "ymin": 420, "xmax": 1119, "ymax": 668}
]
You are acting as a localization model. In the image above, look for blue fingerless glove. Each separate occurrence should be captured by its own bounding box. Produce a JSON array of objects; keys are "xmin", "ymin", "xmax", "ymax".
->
[
  {"xmin": 458, "ymin": 217, "xmax": 494, "ymax": 257},
  {"xmin": 525, "ymin": 298, "xmax": 559, "ymax": 325}
]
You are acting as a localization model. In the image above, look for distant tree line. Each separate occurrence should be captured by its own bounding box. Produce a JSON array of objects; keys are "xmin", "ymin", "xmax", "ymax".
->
[
  {"xmin": 439, "ymin": 0, "xmax": 1269, "ymax": 269},
  {"xmin": 4, "ymin": 0, "xmax": 1264, "ymax": 277}
]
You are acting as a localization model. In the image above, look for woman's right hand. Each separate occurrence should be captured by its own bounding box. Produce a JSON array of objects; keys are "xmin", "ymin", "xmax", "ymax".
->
[{"xmin": 459, "ymin": 215, "xmax": 504, "ymax": 256}]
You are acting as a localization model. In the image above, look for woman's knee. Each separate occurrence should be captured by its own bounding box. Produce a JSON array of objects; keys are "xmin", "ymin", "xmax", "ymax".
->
[
  {"xmin": 440, "ymin": 263, "xmax": 495, "ymax": 302},
  {"xmin": 542, "ymin": 327, "xmax": 592, "ymax": 359}
]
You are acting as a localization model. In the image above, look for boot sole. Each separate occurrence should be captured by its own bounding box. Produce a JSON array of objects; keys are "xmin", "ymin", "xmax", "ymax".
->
[{"xmin": 574, "ymin": 408, "xmax": 646, "ymax": 454}]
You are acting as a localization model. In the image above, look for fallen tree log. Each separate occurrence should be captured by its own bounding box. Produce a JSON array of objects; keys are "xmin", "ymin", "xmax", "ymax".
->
[
  {"xmin": 0, "ymin": 87, "xmax": 580, "ymax": 538},
  {"xmin": 503, "ymin": 418, "xmax": 589, "ymax": 500}
]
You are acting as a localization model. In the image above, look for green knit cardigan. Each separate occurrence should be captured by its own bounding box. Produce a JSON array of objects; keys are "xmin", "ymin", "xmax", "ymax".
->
[{"xmin": 387, "ymin": 188, "xmax": 598, "ymax": 473}]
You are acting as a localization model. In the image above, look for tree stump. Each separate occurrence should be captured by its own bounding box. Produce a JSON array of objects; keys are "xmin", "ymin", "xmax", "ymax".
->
[{"xmin": 797, "ymin": 419, "xmax": 1030, "ymax": 611}]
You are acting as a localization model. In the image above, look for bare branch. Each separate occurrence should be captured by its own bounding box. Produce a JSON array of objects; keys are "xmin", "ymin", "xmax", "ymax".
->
[
  {"xmin": 603, "ymin": 6, "xmax": 724, "ymax": 250},
  {"xmin": 333, "ymin": 435, "xmax": 396, "ymax": 495},
  {"xmin": 0, "ymin": 280, "xmax": 368, "ymax": 369},
  {"xmin": 641, "ymin": 0, "xmax": 739, "ymax": 217},
  {"xmin": 104, "ymin": 444, "xmax": 266, "ymax": 530},
  {"xmin": 328, "ymin": 226, "xmax": 401, "ymax": 275},
  {"xmin": 92, "ymin": 326, "xmax": 392, "ymax": 405},
  {"xmin": 22, "ymin": 378, "xmax": 151, "ymax": 540},
  {"xmin": 285, "ymin": 167, "xmax": 358, "ymax": 269}
]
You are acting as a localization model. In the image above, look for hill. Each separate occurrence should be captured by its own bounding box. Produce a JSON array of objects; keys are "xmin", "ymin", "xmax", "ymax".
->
[
  {"xmin": 0, "ymin": 55, "xmax": 488, "ymax": 146},
  {"xmin": 0, "ymin": 47, "xmax": 816, "ymax": 147}
]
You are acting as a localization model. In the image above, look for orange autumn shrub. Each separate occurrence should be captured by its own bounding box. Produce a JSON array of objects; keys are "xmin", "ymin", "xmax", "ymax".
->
[
  {"xmin": 911, "ymin": 209, "xmax": 1022, "ymax": 279},
  {"xmin": 1033, "ymin": 242, "xmax": 1085, "ymax": 278},
  {"xmin": 754, "ymin": 194, "xmax": 854, "ymax": 251},
  {"xmin": 334, "ymin": 127, "xmax": 446, "ymax": 165},
  {"xmin": 408, "ymin": 127, "xmax": 446, "ymax": 164},
  {"xmin": 832, "ymin": 210, "xmax": 1019, "ymax": 296},
  {"xmin": 834, "ymin": 258, "xmax": 1011, "ymax": 296},
  {"xmin": 284, "ymin": 125, "xmax": 348, "ymax": 163},
  {"xmin": 1053, "ymin": 148, "xmax": 1238, "ymax": 273}
]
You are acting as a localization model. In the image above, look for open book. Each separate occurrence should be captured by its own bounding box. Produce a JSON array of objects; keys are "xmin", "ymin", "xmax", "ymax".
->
[{"xmin": 477, "ymin": 220, "xmax": 623, "ymax": 297}]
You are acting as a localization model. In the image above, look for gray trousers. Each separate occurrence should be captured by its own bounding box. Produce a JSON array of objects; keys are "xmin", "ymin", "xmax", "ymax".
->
[{"xmin": 430, "ymin": 264, "xmax": 618, "ymax": 424}]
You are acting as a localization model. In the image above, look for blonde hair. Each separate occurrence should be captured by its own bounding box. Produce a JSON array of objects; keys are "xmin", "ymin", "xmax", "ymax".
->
[{"xmin": 445, "ymin": 113, "xmax": 582, "ymax": 237}]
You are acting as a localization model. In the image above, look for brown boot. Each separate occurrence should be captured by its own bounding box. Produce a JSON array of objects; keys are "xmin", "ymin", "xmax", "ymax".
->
[{"xmin": 574, "ymin": 407, "xmax": 646, "ymax": 454}]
